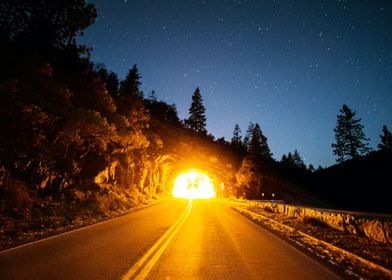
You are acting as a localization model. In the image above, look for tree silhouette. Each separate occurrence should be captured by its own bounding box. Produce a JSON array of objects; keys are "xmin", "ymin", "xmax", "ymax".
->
[
  {"xmin": 248, "ymin": 123, "xmax": 272, "ymax": 160},
  {"xmin": 95, "ymin": 64, "xmax": 119, "ymax": 98},
  {"xmin": 281, "ymin": 152, "xmax": 294, "ymax": 168},
  {"xmin": 281, "ymin": 154, "xmax": 288, "ymax": 164},
  {"xmin": 145, "ymin": 99, "xmax": 180, "ymax": 124},
  {"xmin": 332, "ymin": 104, "xmax": 370, "ymax": 162},
  {"xmin": 185, "ymin": 87, "xmax": 207, "ymax": 134},
  {"xmin": 378, "ymin": 125, "xmax": 392, "ymax": 151},
  {"xmin": 243, "ymin": 121, "xmax": 255, "ymax": 151},
  {"xmin": 106, "ymin": 72, "xmax": 119, "ymax": 97},
  {"xmin": 281, "ymin": 150, "xmax": 307, "ymax": 172},
  {"xmin": 116, "ymin": 65, "xmax": 148, "ymax": 128},
  {"xmin": 231, "ymin": 124, "xmax": 243, "ymax": 149},
  {"xmin": 0, "ymin": 0, "xmax": 96, "ymax": 54},
  {"xmin": 119, "ymin": 64, "xmax": 142, "ymax": 99},
  {"xmin": 292, "ymin": 149, "xmax": 306, "ymax": 169}
]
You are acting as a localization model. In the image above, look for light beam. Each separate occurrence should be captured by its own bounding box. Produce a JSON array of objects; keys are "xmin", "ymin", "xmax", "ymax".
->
[{"xmin": 172, "ymin": 170, "xmax": 215, "ymax": 199}]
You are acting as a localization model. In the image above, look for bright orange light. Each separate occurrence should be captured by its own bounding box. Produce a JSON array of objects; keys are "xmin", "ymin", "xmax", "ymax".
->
[{"xmin": 172, "ymin": 170, "xmax": 215, "ymax": 199}]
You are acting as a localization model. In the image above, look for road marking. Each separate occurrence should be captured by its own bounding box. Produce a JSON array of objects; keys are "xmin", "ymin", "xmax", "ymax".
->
[
  {"xmin": 121, "ymin": 199, "xmax": 192, "ymax": 280},
  {"xmin": 235, "ymin": 207, "xmax": 392, "ymax": 279},
  {"xmin": 0, "ymin": 200, "xmax": 164, "ymax": 254}
]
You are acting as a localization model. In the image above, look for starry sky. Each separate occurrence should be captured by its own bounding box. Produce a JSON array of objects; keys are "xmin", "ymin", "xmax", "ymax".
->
[{"xmin": 78, "ymin": 0, "xmax": 392, "ymax": 168}]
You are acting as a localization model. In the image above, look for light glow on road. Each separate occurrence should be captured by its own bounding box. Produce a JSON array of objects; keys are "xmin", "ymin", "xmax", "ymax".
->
[{"xmin": 172, "ymin": 170, "xmax": 215, "ymax": 199}]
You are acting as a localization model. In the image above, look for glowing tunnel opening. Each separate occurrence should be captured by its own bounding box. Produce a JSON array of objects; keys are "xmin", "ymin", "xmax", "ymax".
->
[{"xmin": 172, "ymin": 170, "xmax": 216, "ymax": 199}]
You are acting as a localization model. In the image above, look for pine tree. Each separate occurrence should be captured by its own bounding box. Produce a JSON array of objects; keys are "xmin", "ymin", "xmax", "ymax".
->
[
  {"xmin": 292, "ymin": 149, "xmax": 306, "ymax": 170},
  {"xmin": 332, "ymin": 104, "xmax": 371, "ymax": 162},
  {"xmin": 231, "ymin": 124, "xmax": 242, "ymax": 145},
  {"xmin": 281, "ymin": 150, "xmax": 305, "ymax": 170},
  {"xmin": 185, "ymin": 87, "xmax": 207, "ymax": 134},
  {"xmin": 286, "ymin": 152, "xmax": 293, "ymax": 167},
  {"xmin": 243, "ymin": 121, "xmax": 255, "ymax": 150},
  {"xmin": 119, "ymin": 64, "xmax": 142, "ymax": 99},
  {"xmin": 248, "ymin": 123, "xmax": 272, "ymax": 160},
  {"xmin": 106, "ymin": 72, "xmax": 119, "ymax": 97},
  {"xmin": 282, "ymin": 152, "xmax": 294, "ymax": 167},
  {"xmin": 378, "ymin": 125, "xmax": 392, "ymax": 151},
  {"xmin": 231, "ymin": 124, "xmax": 246, "ymax": 153},
  {"xmin": 117, "ymin": 65, "xmax": 147, "ymax": 126},
  {"xmin": 96, "ymin": 65, "xmax": 119, "ymax": 97}
]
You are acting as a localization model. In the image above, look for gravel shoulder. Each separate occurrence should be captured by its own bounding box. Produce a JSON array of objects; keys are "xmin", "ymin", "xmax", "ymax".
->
[{"xmin": 230, "ymin": 200, "xmax": 392, "ymax": 280}]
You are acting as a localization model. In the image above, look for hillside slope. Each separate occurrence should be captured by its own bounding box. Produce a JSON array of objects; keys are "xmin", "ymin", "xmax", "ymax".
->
[{"xmin": 311, "ymin": 150, "xmax": 392, "ymax": 213}]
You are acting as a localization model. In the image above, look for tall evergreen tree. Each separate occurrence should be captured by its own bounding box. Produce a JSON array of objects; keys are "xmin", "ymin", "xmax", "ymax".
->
[
  {"xmin": 378, "ymin": 125, "xmax": 392, "ymax": 151},
  {"xmin": 117, "ymin": 65, "xmax": 147, "ymax": 126},
  {"xmin": 332, "ymin": 104, "xmax": 370, "ymax": 162},
  {"xmin": 231, "ymin": 124, "xmax": 242, "ymax": 145},
  {"xmin": 248, "ymin": 123, "xmax": 272, "ymax": 160},
  {"xmin": 185, "ymin": 87, "xmax": 207, "ymax": 134},
  {"xmin": 119, "ymin": 64, "xmax": 142, "ymax": 99},
  {"xmin": 243, "ymin": 121, "xmax": 255, "ymax": 150},
  {"xmin": 96, "ymin": 64, "xmax": 119, "ymax": 97},
  {"xmin": 292, "ymin": 149, "xmax": 306, "ymax": 170},
  {"xmin": 281, "ymin": 154, "xmax": 288, "ymax": 163},
  {"xmin": 106, "ymin": 71, "xmax": 119, "ymax": 97},
  {"xmin": 282, "ymin": 152, "xmax": 294, "ymax": 168},
  {"xmin": 281, "ymin": 150, "xmax": 306, "ymax": 170},
  {"xmin": 281, "ymin": 152, "xmax": 292, "ymax": 167},
  {"xmin": 166, "ymin": 103, "xmax": 180, "ymax": 124},
  {"xmin": 231, "ymin": 124, "xmax": 246, "ymax": 153}
]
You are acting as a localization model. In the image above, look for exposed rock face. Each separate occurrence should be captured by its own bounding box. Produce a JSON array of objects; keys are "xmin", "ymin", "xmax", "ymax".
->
[
  {"xmin": 93, "ymin": 125, "xmax": 239, "ymax": 205},
  {"xmin": 253, "ymin": 201, "xmax": 392, "ymax": 244},
  {"xmin": 94, "ymin": 161, "xmax": 119, "ymax": 185}
]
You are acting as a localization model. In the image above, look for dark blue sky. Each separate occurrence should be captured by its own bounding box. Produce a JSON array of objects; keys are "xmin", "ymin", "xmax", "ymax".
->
[{"xmin": 79, "ymin": 0, "xmax": 392, "ymax": 167}]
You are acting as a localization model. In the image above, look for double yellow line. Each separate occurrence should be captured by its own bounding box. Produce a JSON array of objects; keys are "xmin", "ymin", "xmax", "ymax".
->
[{"xmin": 121, "ymin": 199, "xmax": 193, "ymax": 280}]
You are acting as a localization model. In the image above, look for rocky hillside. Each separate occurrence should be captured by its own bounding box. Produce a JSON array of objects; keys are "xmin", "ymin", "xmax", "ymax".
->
[{"xmin": 0, "ymin": 0, "xmax": 351, "ymax": 249}]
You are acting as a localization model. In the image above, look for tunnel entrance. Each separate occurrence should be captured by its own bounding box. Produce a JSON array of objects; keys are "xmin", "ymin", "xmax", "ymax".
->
[{"xmin": 172, "ymin": 170, "xmax": 215, "ymax": 199}]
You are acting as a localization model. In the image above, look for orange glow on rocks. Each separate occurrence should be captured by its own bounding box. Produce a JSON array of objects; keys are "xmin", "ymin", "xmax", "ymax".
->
[{"xmin": 172, "ymin": 170, "xmax": 215, "ymax": 199}]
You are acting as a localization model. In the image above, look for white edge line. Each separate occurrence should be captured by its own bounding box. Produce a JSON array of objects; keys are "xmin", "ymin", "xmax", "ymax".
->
[{"xmin": 0, "ymin": 201, "xmax": 165, "ymax": 254}]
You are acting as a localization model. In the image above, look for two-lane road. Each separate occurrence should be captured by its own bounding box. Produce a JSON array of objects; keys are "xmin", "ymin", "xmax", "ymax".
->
[
  {"xmin": 0, "ymin": 198, "xmax": 339, "ymax": 279},
  {"xmin": 0, "ymin": 199, "xmax": 188, "ymax": 280}
]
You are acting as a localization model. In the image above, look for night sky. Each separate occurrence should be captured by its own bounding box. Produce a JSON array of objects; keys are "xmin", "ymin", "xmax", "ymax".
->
[{"xmin": 78, "ymin": 0, "xmax": 392, "ymax": 167}]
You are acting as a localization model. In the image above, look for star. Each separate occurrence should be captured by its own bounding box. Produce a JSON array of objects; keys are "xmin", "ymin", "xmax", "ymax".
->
[{"xmin": 79, "ymin": 0, "xmax": 392, "ymax": 167}]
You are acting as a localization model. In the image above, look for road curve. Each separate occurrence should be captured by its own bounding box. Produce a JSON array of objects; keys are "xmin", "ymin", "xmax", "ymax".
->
[{"xmin": 0, "ymin": 198, "xmax": 339, "ymax": 279}]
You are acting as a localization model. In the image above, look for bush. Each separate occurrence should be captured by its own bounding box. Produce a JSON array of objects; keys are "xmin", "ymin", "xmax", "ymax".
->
[{"xmin": 0, "ymin": 175, "xmax": 33, "ymax": 218}]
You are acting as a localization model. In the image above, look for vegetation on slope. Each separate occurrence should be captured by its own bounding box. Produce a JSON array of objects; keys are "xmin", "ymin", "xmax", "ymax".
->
[{"xmin": 1, "ymin": 0, "xmax": 391, "ymax": 249}]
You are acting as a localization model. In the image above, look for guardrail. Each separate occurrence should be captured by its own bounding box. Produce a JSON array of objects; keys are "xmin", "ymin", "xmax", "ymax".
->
[
  {"xmin": 250, "ymin": 201, "xmax": 392, "ymax": 244},
  {"xmin": 235, "ymin": 206, "xmax": 392, "ymax": 279}
]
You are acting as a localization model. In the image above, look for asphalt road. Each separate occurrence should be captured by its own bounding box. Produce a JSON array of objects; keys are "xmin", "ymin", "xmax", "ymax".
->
[{"xmin": 0, "ymin": 198, "xmax": 339, "ymax": 279}]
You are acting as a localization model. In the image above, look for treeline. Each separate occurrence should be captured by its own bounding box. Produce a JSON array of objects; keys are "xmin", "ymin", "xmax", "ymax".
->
[
  {"xmin": 0, "ymin": 0, "xmax": 243, "ymax": 232},
  {"xmin": 226, "ymin": 104, "xmax": 392, "ymax": 203},
  {"xmin": 0, "ymin": 1, "xmax": 177, "ymax": 225},
  {"xmin": 1, "ymin": 0, "xmax": 391, "ymax": 232}
]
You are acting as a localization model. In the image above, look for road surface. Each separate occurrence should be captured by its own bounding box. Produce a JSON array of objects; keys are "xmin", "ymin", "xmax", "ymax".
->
[{"xmin": 0, "ymin": 198, "xmax": 339, "ymax": 279}]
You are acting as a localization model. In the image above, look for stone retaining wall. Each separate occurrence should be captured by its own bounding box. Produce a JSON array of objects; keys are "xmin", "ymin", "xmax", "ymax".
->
[{"xmin": 253, "ymin": 201, "xmax": 392, "ymax": 244}]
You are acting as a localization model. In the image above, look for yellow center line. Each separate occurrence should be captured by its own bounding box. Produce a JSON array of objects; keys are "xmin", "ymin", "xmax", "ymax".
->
[{"xmin": 121, "ymin": 199, "xmax": 192, "ymax": 280}]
